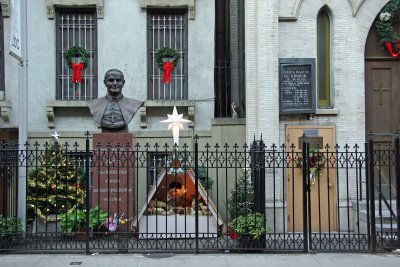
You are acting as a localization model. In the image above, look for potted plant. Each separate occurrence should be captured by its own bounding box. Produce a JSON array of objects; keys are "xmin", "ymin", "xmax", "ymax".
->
[
  {"xmin": 0, "ymin": 215, "xmax": 23, "ymax": 247},
  {"xmin": 227, "ymin": 168, "xmax": 271, "ymax": 248},
  {"xmin": 60, "ymin": 206, "xmax": 107, "ymax": 240},
  {"xmin": 228, "ymin": 212, "xmax": 268, "ymax": 239}
]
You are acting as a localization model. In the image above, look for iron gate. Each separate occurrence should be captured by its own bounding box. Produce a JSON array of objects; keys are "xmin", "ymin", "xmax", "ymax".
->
[{"xmin": 0, "ymin": 134, "xmax": 399, "ymax": 253}]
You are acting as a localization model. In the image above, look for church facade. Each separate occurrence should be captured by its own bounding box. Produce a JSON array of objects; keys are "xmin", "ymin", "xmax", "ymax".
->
[
  {"xmin": 0, "ymin": 0, "xmax": 398, "ymax": 242},
  {"xmin": 0, "ymin": 0, "xmax": 395, "ymax": 148}
]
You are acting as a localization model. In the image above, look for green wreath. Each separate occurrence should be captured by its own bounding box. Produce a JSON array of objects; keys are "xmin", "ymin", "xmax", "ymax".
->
[
  {"xmin": 65, "ymin": 46, "xmax": 89, "ymax": 68},
  {"xmin": 155, "ymin": 47, "xmax": 180, "ymax": 69},
  {"xmin": 375, "ymin": 0, "xmax": 400, "ymax": 46}
]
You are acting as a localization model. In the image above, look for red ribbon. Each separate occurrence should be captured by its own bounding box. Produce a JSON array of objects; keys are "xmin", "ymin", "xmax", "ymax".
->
[
  {"xmin": 385, "ymin": 41, "xmax": 400, "ymax": 57},
  {"xmin": 71, "ymin": 63, "xmax": 84, "ymax": 83},
  {"xmin": 162, "ymin": 61, "xmax": 174, "ymax": 83}
]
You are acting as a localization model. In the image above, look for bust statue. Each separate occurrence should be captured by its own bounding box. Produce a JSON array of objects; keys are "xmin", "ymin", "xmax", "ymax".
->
[{"xmin": 88, "ymin": 69, "xmax": 143, "ymax": 133}]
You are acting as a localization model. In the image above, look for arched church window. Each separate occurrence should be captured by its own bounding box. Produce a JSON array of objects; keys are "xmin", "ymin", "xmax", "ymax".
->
[{"xmin": 317, "ymin": 9, "xmax": 331, "ymax": 108}]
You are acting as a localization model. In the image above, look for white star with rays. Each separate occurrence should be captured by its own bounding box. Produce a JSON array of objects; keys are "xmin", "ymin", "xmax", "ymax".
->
[
  {"xmin": 52, "ymin": 131, "xmax": 60, "ymax": 142},
  {"xmin": 161, "ymin": 106, "xmax": 191, "ymax": 147}
]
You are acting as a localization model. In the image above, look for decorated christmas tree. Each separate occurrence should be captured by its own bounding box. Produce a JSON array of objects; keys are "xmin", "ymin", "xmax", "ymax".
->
[
  {"xmin": 227, "ymin": 168, "xmax": 254, "ymax": 219},
  {"xmin": 27, "ymin": 142, "xmax": 86, "ymax": 222}
]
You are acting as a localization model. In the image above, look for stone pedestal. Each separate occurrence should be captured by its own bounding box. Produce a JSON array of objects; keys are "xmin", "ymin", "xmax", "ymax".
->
[{"xmin": 92, "ymin": 133, "xmax": 135, "ymax": 223}]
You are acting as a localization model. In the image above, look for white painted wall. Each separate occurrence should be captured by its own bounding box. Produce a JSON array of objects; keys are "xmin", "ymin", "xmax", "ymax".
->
[
  {"xmin": 277, "ymin": 0, "xmax": 390, "ymax": 146},
  {"xmin": 1, "ymin": 0, "xmax": 215, "ymax": 137},
  {"xmin": 0, "ymin": 0, "xmax": 393, "ymax": 147}
]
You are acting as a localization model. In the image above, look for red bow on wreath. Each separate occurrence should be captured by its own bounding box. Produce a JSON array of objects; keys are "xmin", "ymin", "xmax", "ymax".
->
[
  {"xmin": 71, "ymin": 62, "xmax": 84, "ymax": 83},
  {"xmin": 162, "ymin": 61, "xmax": 174, "ymax": 84},
  {"xmin": 385, "ymin": 41, "xmax": 400, "ymax": 57}
]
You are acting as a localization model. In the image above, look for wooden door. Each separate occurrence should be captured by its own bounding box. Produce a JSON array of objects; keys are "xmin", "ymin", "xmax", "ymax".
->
[
  {"xmin": 365, "ymin": 12, "xmax": 400, "ymax": 138},
  {"xmin": 286, "ymin": 126, "xmax": 337, "ymax": 232},
  {"xmin": 365, "ymin": 61, "xmax": 399, "ymax": 138}
]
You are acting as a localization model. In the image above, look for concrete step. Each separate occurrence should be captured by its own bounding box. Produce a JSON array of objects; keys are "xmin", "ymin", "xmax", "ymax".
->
[
  {"xmin": 375, "ymin": 223, "xmax": 399, "ymax": 233},
  {"xmin": 358, "ymin": 201, "xmax": 397, "ymax": 212},
  {"xmin": 359, "ymin": 209, "xmax": 398, "ymax": 224}
]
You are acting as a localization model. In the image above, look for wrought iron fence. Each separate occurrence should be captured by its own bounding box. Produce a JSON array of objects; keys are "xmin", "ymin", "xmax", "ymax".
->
[{"xmin": 0, "ymin": 134, "xmax": 399, "ymax": 253}]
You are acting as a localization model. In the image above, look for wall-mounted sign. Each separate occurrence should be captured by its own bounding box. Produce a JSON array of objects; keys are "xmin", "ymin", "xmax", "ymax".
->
[
  {"xmin": 9, "ymin": 0, "xmax": 22, "ymax": 61},
  {"xmin": 279, "ymin": 58, "xmax": 316, "ymax": 114}
]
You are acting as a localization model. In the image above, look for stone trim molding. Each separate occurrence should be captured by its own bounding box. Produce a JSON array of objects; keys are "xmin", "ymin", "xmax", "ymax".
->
[
  {"xmin": 348, "ymin": 0, "xmax": 365, "ymax": 16},
  {"xmin": 46, "ymin": 100, "xmax": 89, "ymax": 128},
  {"xmin": 0, "ymin": 0, "xmax": 9, "ymax": 17},
  {"xmin": 0, "ymin": 100, "xmax": 11, "ymax": 124},
  {"xmin": 279, "ymin": 0, "xmax": 366, "ymax": 21},
  {"xmin": 278, "ymin": 0, "xmax": 303, "ymax": 21},
  {"xmin": 46, "ymin": 0, "xmax": 104, "ymax": 19},
  {"xmin": 140, "ymin": 0, "xmax": 195, "ymax": 19}
]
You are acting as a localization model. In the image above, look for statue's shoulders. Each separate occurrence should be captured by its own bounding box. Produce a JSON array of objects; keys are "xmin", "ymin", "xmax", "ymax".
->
[
  {"xmin": 121, "ymin": 97, "xmax": 143, "ymax": 106},
  {"xmin": 120, "ymin": 97, "xmax": 144, "ymax": 109},
  {"xmin": 88, "ymin": 96, "xmax": 107, "ymax": 109}
]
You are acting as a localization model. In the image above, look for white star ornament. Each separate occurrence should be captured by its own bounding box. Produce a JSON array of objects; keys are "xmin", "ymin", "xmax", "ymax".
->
[{"xmin": 160, "ymin": 106, "xmax": 191, "ymax": 146}]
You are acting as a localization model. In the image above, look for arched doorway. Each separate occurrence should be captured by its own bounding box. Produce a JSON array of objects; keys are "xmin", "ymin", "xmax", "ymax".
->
[
  {"xmin": 364, "ymin": 10, "xmax": 399, "ymax": 226},
  {"xmin": 365, "ymin": 12, "xmax": 400, "ymax": 140}
]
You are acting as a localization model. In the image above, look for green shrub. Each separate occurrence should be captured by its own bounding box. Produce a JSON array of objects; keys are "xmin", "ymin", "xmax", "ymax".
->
[
  {"xmin": 0, "ymin": 215, "xmax": 23, "ymax": 237},
  {"xmin": 198, "ymin": 166, "xmax": 214, "ymax": 190},
  {"xmin": 228, "ymin": 212, "xmax": 270, "ymax": 240},
  {"xmin": 60, "ymin": 206, "xmax": 107, "ymax": 233}
]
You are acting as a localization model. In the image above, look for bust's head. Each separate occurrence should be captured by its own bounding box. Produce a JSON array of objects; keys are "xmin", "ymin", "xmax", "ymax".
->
[{"xmin": 104, "ymin": 69, "xmax": 125, "ymax": 98}]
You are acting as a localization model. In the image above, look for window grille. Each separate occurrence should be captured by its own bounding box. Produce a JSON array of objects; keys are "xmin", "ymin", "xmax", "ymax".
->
[
  {"xmin": 148, "ymin": 11, "xmax": 188, "ymax": 100},
  {"xmin": 56, "ymin": 9, "xmax": 97, "ymax": 100}
]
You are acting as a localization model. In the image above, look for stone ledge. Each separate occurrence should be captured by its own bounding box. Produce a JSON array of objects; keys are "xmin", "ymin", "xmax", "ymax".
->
[
  {"xmin": 315, "ymin": 108, "xmax": 339, "ymax": 115},
  {"xmin": 212, "ymin": 118, "xmax": 245, "ymax": 126},
  {"xmin": 46, "ymin": 0, "xmax": 104, "ymax": 19},
  {"xmin": 140, "ymin": 100, "xmax": 195, "ymax": 128},
  {"xmin": 278, "ymin": 16, "xmax": 297, "ymax": 22},
  {"xmin": 46, "ymin": 100, "xmax": 89, "ymax": 128},
  {"xmin": 140, "ymin": 0, "xmax": 195, "ymax": 19},
  {"xmin": 0, "ymin": 100, "xmax": 11, "ymax": 124}
]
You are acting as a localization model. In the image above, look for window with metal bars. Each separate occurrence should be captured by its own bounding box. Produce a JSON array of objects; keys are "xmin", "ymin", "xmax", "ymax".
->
[
  {"xmin": 56, "ymin": 9, "xmax": 97, "ymax": 100},
  {"xmin": 147, "ymin": 10, "xmax": 188, "ymax": 100}
]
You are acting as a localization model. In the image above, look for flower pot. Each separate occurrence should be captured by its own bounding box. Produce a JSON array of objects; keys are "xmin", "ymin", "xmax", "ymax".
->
[
  {"xmin": 75, "ymin": 228, "xmax": 88, "ymax": 241},
  {"xmin": 238, "ymin": 234, "xmax": 266, "ymax": 249}
]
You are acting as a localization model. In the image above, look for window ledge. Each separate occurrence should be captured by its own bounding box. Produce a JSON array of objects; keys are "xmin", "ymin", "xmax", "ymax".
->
[
  {"xmin": 46, "ymin": 100, "xmax": 90, "ymax": 128},
  {"xmin": 0, "ymin": 0, "xmax": 10, "ymax": 17},
  {"xmin": 46, "ymin": 0, "xmax": 104, "ymax": 19},
  {"xmin": 140, "ymin": 100, "xmax": 195, "ymax": 128},
  {"xmin": 0, "ymin": 100, "xmax": 11, "ymax": 123},
  {"xmin": 212, "ymin": 118, "xmax": 245, "ymax": 126},
  {"xmin": 140, "ymin": 0, "xmax": 195, "ymax": 19},
  {"xmin": 315, "ymin": 108, "xmax": 339, "ymax": 115}
]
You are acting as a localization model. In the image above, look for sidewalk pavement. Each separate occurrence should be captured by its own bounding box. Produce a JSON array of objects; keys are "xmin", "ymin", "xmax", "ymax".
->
[{"xmin": 1, "ymin": 251, "xmax": 399, "ymax": 267}]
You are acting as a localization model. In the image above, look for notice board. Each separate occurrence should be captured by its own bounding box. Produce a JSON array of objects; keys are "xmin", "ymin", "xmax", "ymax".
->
[{"xmin": 279, "ymin": 58, "xmax": 316, "ymax": 114}]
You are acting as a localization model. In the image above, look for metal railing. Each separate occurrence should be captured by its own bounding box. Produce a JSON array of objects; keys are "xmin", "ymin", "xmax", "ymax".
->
[{"xmin": 0, "ymin": 134, "xmax": 398, "ymax": 253}]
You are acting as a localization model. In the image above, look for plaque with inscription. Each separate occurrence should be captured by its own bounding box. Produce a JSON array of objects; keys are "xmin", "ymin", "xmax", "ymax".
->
[
  {"xmin": 92, "ymin": 133, "xmax": 135, "ymax": 225},
  {"xmin": 279, "ymin": 58, "xmax": 316, "ymax": 114}
]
